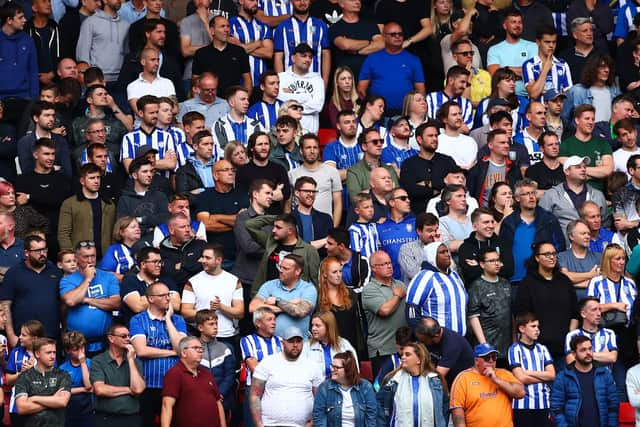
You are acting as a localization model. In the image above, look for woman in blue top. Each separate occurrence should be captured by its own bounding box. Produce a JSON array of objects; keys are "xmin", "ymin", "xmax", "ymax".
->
[
  {"xmin": 377, "ymin": 342, "xmax": 448, "ymax": 427},
  {"xmin": 313, "ymin": 351, "xmax": 377, "ymax": 427},
  {"xmin": 99, "ymin": 216, "xmax": 141, "ymax": 281}
]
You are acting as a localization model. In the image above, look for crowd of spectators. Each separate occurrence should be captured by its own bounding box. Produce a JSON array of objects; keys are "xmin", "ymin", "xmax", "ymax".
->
[{"xmin": 4, "ymin": 0, "xmax": 640, "ymax": 424}]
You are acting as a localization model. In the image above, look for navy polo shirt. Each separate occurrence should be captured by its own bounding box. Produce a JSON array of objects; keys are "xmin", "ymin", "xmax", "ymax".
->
[
  {"xmin": 119, "ymin": 274, "xmax": 177, "ymax": 325},
  {"xmin": 0, "ymin": 261, "xmax": 62, "ymax": 339},
  {"xmin": 0, "ymin": 239, "xmax": 24, "ymax": 270}
]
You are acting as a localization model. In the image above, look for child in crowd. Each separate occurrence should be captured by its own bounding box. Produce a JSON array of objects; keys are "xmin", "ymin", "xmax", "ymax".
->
[
  {"xmin": 57, "ymin": 249, "xmax": 78, "ymax": 276},
  {"xmin": 60, "ymin": 331, "xmax": 93, "ymax": 427},
  {"xmin": 197, "ymin": 309, "xmax": 236, "ymax": 415},
  {"xmin": 508, "ymin": 312, "xmax": 556, "ymax": 427},
  {"xmin": 348, "ymin": 192, "xmax": 379, "ymax": 258},
  {"xmin": 373, "ymin": 326, "xmax": 413, "ymax": 391},
  {"xmin": 6, "ymin": 320, "xmax": 45, "ymax": 427}
]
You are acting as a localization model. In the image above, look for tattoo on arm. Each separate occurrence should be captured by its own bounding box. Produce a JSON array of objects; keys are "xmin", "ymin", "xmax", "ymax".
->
[
  {"xmin": 250, "ymin": 379, "xmax": 266, "ymax": 427},
  {"xmin": 277, "ymin": 300, "xmax": 313, "ymax": 318}
]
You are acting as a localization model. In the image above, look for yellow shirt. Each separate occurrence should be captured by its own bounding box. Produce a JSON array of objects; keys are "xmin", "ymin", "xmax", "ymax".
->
[
  {"xmin": 450, "ymin": 368, "xmax": 518, "ymax": 427},
  {"xmin": 470, "ymin": 68, "xmax": 492, "ymax": 105}
]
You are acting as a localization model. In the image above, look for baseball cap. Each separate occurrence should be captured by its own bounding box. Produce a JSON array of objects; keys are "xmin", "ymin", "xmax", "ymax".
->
[
  {"xmin": 563, "ymin": 155, "xmax": 590, "ymax": 171},
  {"xmin": 135, "ymin": 145, "xmax": 159, "ymax": 159},
  {"xmin": 543, "ymin": 89, "xmax": 567, "ymax": 102},
  {"xmin": 294, "ymin": 43, "xmax": 314, "ymax": 56},
  {"xmin": 473, "ymin": 343, "xmax": 499, "ymax": 357},
  {"xmin": 283, "ymin": 326, "xmax": 304, "ymax": 340},
  {"xmin": 486, "ymin": 98, "xmax": 514, "ymax": 111},
  {"xmin": 388, "ymin": 115, "xmax": 410, "ymax": 128}
]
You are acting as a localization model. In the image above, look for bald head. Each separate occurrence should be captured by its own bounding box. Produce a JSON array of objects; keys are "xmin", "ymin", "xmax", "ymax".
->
[
  {"xmin": 213, "ymin": 159, "xmax": 236, "ymax": 187},
  {"xmin": 369, "ymin": 167, "xmax": 394, "ymax": 196},
  {"xmin": 57, "ymin": 58, "xmax": 78, "ymax": 79}
]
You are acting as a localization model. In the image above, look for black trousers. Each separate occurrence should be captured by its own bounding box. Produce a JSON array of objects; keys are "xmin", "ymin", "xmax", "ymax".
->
[
  {"xmin": 140, "ymin": 388, "xmax": 163, "ymax": 427},
  {"xmin": 93, "ymin": 412, "xmax": 142, "ymax": 427},
  {"xmin": 513, "ymin": 409, "xmax": 552, "ymax": 427}
]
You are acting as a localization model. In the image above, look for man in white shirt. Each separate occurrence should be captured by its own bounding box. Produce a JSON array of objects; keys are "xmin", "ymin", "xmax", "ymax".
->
[
  {"xmin": 436, "ymin": 101, "xmax": 478, "ymax": 170},
  {"xmin": 277, "ymin": 42, "xmax": 325, "ymax": 133},
  {"xmin": 613, "ymin": 118, "xmax": 640, "ymax": 178},
  {"xmin": 249, "ymin": 325, "xmax": 323, "ymax": 427},
  {"xmin": 126, "ymin": 48, "xmax": 176, "ymax": 115},
  {"xmin": 181, "ymin": 243, "xmax": 244, "ymax": 343}
]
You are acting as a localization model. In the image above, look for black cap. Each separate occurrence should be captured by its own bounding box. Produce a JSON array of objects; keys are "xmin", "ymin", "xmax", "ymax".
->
[
  {"xmin": 135, "ymin": 145, "xmax": 159, "ymax": 159},
  {"xmin": 294, "ymin": 42, "xmax": 314, "ymax": 56},
  {"xmin": 487, "ymin": 98, "xmax": 514, "ymax": 111},
  {"xmin": 388, "ymin": 115, "xmax": 410, "ymax": 128}
]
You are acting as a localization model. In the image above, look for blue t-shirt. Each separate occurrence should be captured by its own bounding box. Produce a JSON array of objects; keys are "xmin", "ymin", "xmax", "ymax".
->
[
  {"xmin": 377, "ymin": 215, "xmax": 418, "ymax": 281},
  {"xmin": 59, "ymin": 269, "xmax": 119, "ymax": 351},
  {"xmin": 359, "ymin": 50, "xmax": 425, "ymax": 110},
  {"xmin": 297, "ymin": 212, "xmax": 314, "ymax": 243},
  {"xmin": 487, "ymin": 39, "xmax": 538, "ymax": 97},
  {"xmin": 256, "ymin": 279, "xmax": 318, "ymax": 338},
  {"xmin": 59, "ymin": 358, "xmax": 93, "ymax": 415},
  {"xmin": 511, "ymin": 220, "xmax": 536, "ymax": 282}
]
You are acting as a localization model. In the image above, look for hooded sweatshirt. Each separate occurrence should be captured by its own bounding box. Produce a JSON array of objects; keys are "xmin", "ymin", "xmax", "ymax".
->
[
  {"xmin": 76, "ymin": 10, "xmax": 130, "ymax": 82},
  {"xmin": 0, "ymin": 29, "xmax": 39, "ymax": 99},
  {"xmin": 277, "ymin": 67, "xmax": 325, "ymax": 133}
]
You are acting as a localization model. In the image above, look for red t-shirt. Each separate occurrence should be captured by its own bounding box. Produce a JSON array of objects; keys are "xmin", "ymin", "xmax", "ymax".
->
[{"xmin": 162, "ymin": 361, "xmax": 222, "ymax": 427}]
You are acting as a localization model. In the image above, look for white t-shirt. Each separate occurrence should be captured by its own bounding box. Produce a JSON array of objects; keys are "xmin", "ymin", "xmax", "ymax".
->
[
  {"xmin": 436, "ymin": 133, "xmax": 478, "ymax": 169},
  {"xmin": 253, "ymin": 352, "xmax": 324, "ymax": 427},
  {"xmin": 613, "ymin": 147, "xmax": 640, "ymax": 179},
  {"xmin": 340, "ymin": 386, "xmax": 355, "ymax": 427},
  {"xmin": 182, "ymin": 270, "xmax": 243, "ymax": 337}
]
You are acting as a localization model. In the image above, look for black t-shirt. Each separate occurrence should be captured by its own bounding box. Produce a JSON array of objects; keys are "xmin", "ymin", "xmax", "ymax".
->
[
  {"xmin": 426, "ymin": 327, "xmax": 474, "ymax": 387},
  {"xmin": 375, "ymin": 0, "xmax": 428, "ymax": 38},
  {"xmin": 89, "ymin": 197, "xmax": 103, "ymax": 258},
  {"xmin": 328, "ymin": 17, "xmax": 380, "ymax": 79},
  {"xmin": 192, "ymin": 44, "xmax": 251, "ymax": 97},
  {"xmin": 236, "ymin": 161, "xmax": 291, "ymax": 215},
  {"xmin": 576, "ymin": 368, "xmax": 600, "ymax": 427},
  {"xmin": 33, "ymin": 24, "xmax": 54, "ymax": 73},
  {"xmin": 186, "ymin": 0, "xmax": 238, "ymax": 18},
  {"xmin": 310, "ymin": 0, "xmax": 343, "ymax": 25},
  {"xmin": 15, "ymin": 171, "xmax": 72, "ymax": 230},
  {"xmin": 524, "ymin": 161, "xmax": 565, "ymax": 190},
  {"xmin": 266, "ymin": 243, "xmax": 297, "ymax": 281}
]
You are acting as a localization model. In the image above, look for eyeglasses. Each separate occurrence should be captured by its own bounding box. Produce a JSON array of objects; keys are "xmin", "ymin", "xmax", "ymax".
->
[
  {"xmin": 384, "ymin": 32, "xmax": 403, "ymax": 37},
  {"xmin": 372, "ymin": 261, "xmax": 392, "ymax": 267},
  {"xmin": 537, "ymin": 252, "xmax": 557, "ymax": 258},
  {"xmin": 78, "ymin": 241, "xmax": 96, "ymax": 248},
  {"xmin": 519, "ymin": 191, "xmax": 537, "ymax": 198},
  {"xmin": 185, "ymin": 346, "xmax": 205, "ymax": 352},
  {"xmin": 149, "ymin": 293, "xmax": 171, "ymax": 298},
  {"xmin": 143, "ymin": 259, "xmax": 164, "ymax": 265},
  {"xmin": 109, "ymin": 333, "xmax": 130, "ymax": 339},
  {"xmin": 27, "ymin": 247, "xmax": 48, "ymax": 253},
  {"xmin": 87, "ymin": 128, "xmax": 106, "ymax": 134},
  {"xmin": 289, "ymin": 105, "xmax": 304, "ymax": 111},
  {"xmin": 393, "ymin": 195, "xmax": 410, "ymax": 201},
  {"xmin": 298, "ymin": 189, "xmax": 318, "ymax": 194},
  {"xmin": 201, "ymin": 88, "xmax": 217, "ymax": 92},
  {"xmin": 367, "ymin": 138, "xmax": 384, "ymax": 145},
  {"xmin": 481, "ymin": 353, "xmax": 498, "ymax": 362},
  {"xmin": 330, "ymin": 364, "xmax": 344, "ymax": 370},
  {"xmin": 455, "ymin": 51, "xmax": 474, "ymax": 56},
  {"xmin": 214, "ymin": 167, "xmax": 236, "ymax": 173}
]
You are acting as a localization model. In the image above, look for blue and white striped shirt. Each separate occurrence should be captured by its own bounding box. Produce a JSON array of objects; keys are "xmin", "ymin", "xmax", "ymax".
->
[
  {"xmin": 248, "ymin": 100, "xmax": 283, "ymax": 129},
  {"xmin": 614, "ymin": 4, "xmax": 640, "ymax": 40},
  {"xmin": 273, "ymin": 16, "xmax": 330, "ymax": 74},
  {"xmin": 406, "ymin": 269, "xmax": 468, "ymax": 335},
  {"xmin": 120, "ymin": 127, "xmax": 177, "ymax": 178},
  {"xmin": 522, "ymin": 55, "xmax": 573, "ymax": 102},
  {"xmin": 81, "ymin": 147, "xmax": 113, "ymax": 172},
  {"xmin": 426, "ymin": 91, "xmax": 474, "ymax": 128},
  {"xmin": 349, "ymin": 222, "xmax": 379, "ymax": 258},
  {"xmin": 322, "ymin": 138, "xmax": 362, "ymax": 170},
  {"xmin": 240, "ymin": 333, "xmax": 282, "ymax": 385},
  {"xmin": 7, "ymin": 346, "xmax": 30, "ymax": 414},
  {"xmin": 381, "ymin": 141, "xmax": 418, "ymax": 169},
  {"xmin": 130, "ymin": 310, "xmax": 187, "ymax": 388},
  {"xmin": 564, "ymin": 328, "xmax": 617, "ymax": 355},
  {"xmin": 355, "ymin": 120, "xmax": 387, "ymax": 142},
  {"xmin": 513, "ymin": 129, "xmax": 543, "ymax": 164},
  {"xmin": 258, "ymin": 0, "xmax": 292, "ymax": 16},
  {"xmin": 587, "ymin": 275, "xmax": 637, "ymax": 326},
  {"xmin": 508, "ymin": 341, "xmax": 553, "ymax": 410},
  {"xmin": 230, "ymin": 16, "xmax": 273, "ymax": 87},
  {"xmin": 166, "ymin": 125, "xmax": 190, "ymax": 167},
  {"xmin": 99, "ymin": 243, "xmax": 136, "ymax": 275}
]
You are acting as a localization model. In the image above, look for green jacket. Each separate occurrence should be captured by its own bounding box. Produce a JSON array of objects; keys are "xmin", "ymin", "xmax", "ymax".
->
[
  {"xmin": 58, "ymin": 194, "xmax": 116, "ymax": 255},
  {"xmin": 345, "ymin": 159, "xmax": 399, "ymax": 204},
  {"xmin": 246, "ymin": 215, "xmax": 320, "ymax": 296}
]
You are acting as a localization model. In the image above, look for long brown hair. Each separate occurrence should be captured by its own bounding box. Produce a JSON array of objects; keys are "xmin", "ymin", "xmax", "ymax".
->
[
  {"xmin": 310, "ymin": 311, "xmax": 341, "ymax": 350},
  {"xmin": 331, "ymin": 67, "xmax": 359, "ymax": 115},
  {"xmin": 384, "ymin": 342, "xmax": 449, "ymax": 393},
  {"xmin": 333, "ymin": 351, "xmax": 361, "ymax": 386},
  {"xmin": 319, "ymin": 257, "xmax": 352, "ymax": 311},
  {"xmin": 490, "ymin": 67, "xmax": 519, "ymax": 107}
]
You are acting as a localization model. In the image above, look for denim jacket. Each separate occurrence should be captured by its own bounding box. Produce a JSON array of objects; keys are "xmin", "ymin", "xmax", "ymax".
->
[
  {"xmin": 313, "ymin": 379, "xmax": 377, "ymax": 427},
  {"xmin": 376, "ymin": 372, "xmax": 448, "ymax": 427},
  {"xmin": 561, "ymin": 83, "xmax": 621, "ymax": 125}
]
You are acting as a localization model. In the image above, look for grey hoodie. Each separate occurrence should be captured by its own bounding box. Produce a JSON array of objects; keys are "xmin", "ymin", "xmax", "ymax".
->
[{"xmin": 76, "ymin": 10, "xmax": 130, "ymax": 82}]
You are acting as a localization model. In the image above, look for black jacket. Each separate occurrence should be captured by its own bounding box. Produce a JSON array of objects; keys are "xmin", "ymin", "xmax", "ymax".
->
[
  {"xmin": 175, "ymin": 162, "xmax": 204, "ymax": 202},
  {"xmin": 467, "ymin": 157, "xmax": 522, "ymax": 206},
  {"xmin": 25, "ymin": 18, "xmax": 61, "ymax": 73},
  {"xmin": 400, "ymin": 153, "xmax": 457, "ymax": 214},
  {"xmin": 458, "ymin": 231, "xmax": 515, "ymax": 286},
  {"xmin": 159, "ymin": 235, "xmax": 206, "ymax": 292}
]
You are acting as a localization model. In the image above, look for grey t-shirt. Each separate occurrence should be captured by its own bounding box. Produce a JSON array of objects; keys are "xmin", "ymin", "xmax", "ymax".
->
[
  {"xmin": 558, "ymin": 249, "xmax": 602, "ymax": 274},
  {"xmin": 289, "ymin": 164, "xmax": 343, "ymax": 216},
  {"xmin": 180, "ymin": 13, "xmax": 212, "ymax": 79},
  {"xmin": 481, "ymin": 160, "xmax": 506, "ymax": 207}
]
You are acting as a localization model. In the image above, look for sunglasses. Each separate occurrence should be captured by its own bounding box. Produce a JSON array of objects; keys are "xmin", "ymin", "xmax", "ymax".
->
[
  {"xmin": 78, "ymin": 241, "xmax": 96, "ymax": 248},
  {"xmin": 393, "ymin": 195, "xmax": 410, "ymax": 201},
  {"xmin": 480, "ymin": 353, "xmax": 498, "ymax": 362},
  {"xmin": 367, "ymin": 138, "xmax": 384, "ymax": 145},
  {"xmin": 289, "ymin": 105, "xmax": 304, "ymax": 111}
]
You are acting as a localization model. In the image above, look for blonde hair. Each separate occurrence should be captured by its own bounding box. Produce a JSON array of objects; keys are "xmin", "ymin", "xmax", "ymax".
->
[
  {"xmin": 112, "ymin": 216, "xmax": 138, "ymax": 242},
  {"xmin": 600, "ymin": 243, "xmax": 626, "ymax": 279},
  {"xmin": 309, "ymin": 311, "xmax": 342, "ymax": 350},
  {"xmin": 431, "ymin": 0, "xmax": 453, "ymax": 37},
  {"xmin": 331, "ymin": 67, "xmax": 359, "ymax": 116}
]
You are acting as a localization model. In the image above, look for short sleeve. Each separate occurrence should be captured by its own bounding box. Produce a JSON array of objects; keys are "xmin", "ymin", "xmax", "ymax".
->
[
  {"xmin": 99, "ymin": 247, "xmax": 117, "ymax": 272},
  {"xmin": 522, "ymin": 59, "xmax": 534, "ymax": 85},
  {"xmin": 129, "ymin": 314, "xmax": 145, "ymax": 338},
  {"xmin": 358, "ymin": 56, "xmax": 373, "ymax": 81},
  {"xmin": 466, "ymin": 286, "xmax": 481, "ymax": 318},
  {"xmin": 14, "ymin": 373, "xmax": 29, "ymax": 398},
  {"xmin": 172, "ymin": 315, "xmax": 188, "ymax": 335},
  {"xmin": 486, "ymin": 45, "xmax": 499, "ymax": 67},
  {"xmin": 256, "ymin": 282, "xmax": 272, "ymax": 300},
  {"xmin": 322, "ymin": 143, "xmax": 338, "ymax": 165},
  {"xmin": 120, "ymin": 276, "xmax": 142, "ymax": 300},
  {"xmin": 319, "ymin": 22, "xmax": 330, "ymax": 49},
  {"xmin": 232, "ymin": 285, "xmax": 243, "ymax": 301},
  {"xmin": 252, "ymin": 357, "xmax": 270, "ymax": 381},
  {"xmin": 105, "ymin": 273, "xmax": 120, "ymax": 296},
  {"xmin": 0, "ymin": 266, "xmax": 17, "ymax": 301},
  {"xmin": 89, "ymin": 357, "xmax": 105, "ymax": 384},
  {"xmin": 300, "ymin": 283, "xmax": 318, "ymax": 306},
  {"xmin": 182, "ymin": 287, "xmax": 196, "ymax": 304},
  {"xmin": 599, "ymin": 139, "xmax": 613, "ymax": 155},
  {"xmin": 59, "ymin": 370, "xmax": 72, "ymax": 392},
  {"xmin": 449, "ymin": 374, "xmax": 467, "ymax": 409},
  {"xmin": 564, "ymin": 332, "xmax": 573, "ymax": 355},
  {"xmin": 162, "ymin": 366, "xmax": 182, "ymax": 398},
  {"xmin": 59, "ymin": 275, "xmax": 78, "ymax": 297},
  {"xmin": 273, "ymin": 24, "xmax": 285, "ymax": 51},
  {"xmin": 496, "ymin": 368, "xmax": 519, "ymax": 384},
  {"xmin": 329, "ymin": 168, "xmax": 342, "ymax": 192},
  {"xmin": 362, "ymin": 284, "xmax": 386, "ymax": 314},
  {"xmin": 6, "ymin": 348, "xmax": 19, "ymax": 374}
]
